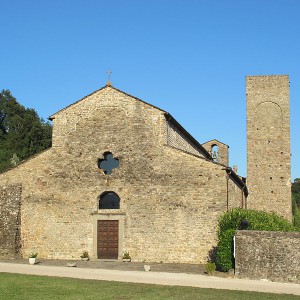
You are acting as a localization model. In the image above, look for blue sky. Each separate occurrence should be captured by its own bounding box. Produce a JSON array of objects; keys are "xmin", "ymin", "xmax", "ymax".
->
[{"xmin": 1, "ymin": 0, "xmax": 299, "ymax": 180}]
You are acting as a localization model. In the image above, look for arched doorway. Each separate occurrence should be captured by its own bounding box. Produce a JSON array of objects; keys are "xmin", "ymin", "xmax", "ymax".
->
[{"xmin": 97, "ymin": 192, "xmax": 120, "ymax": 259}]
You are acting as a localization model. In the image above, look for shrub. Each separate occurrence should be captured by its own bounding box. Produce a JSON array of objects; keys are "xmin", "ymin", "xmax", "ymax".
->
[
  {"xmin": 292, "ymin": 195, "xmax": 300, "ymax": 229},
  {"xmin": 122, "ymin": 251, "xmax": 131, "ymax": 259},
  {"xmin": 29, "ymin": 252, "xmax": 38, "ymax": 258},
  {"xmin": 80, "ymin": 251, "xmax": 89, "ymax": 258},
  {"xmin": 205, "ymin": 262, "xmax": 216, "ymax": 275},
  {"xmin": 218, "ymin": 208, "xmax": 295, "ymax": 234},
  {"xmin": 215, "ymin": 229, "xmax": 235, "ymax": 272},
  {"xmin": 216, "ymin": 208, "xmax": 296, "ymax": 272}
]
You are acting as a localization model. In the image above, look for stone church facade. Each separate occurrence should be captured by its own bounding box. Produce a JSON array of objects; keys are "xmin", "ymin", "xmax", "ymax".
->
[
  {"xmin": 0, "ymin": 75, "xmax": 291, "ymax": 262},
  {"xmin": 0, "ymin": 83, "xmax": 248, "ymax": 262}
]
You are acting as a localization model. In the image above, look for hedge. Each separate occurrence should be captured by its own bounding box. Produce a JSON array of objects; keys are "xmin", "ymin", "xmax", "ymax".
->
[{"xmin": 215, "ymin": 208, "xmax": 296, "ymax": 272}]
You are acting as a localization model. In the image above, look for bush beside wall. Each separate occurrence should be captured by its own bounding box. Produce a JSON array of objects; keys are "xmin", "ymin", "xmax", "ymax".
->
[{"xmin": 215, "ymin": 208, "xmax": 296, "ymax": 272}]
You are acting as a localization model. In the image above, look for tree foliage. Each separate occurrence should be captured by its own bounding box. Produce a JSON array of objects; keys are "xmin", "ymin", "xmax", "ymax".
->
[
  {"xmin": 292, "ymin": 178, "xmax": 300, "ymax": 206},
  {"xmin": 0, "ymin": 90, "xmax": 52, "ymax": 172},
  {"xmin": 292, "ymin": 178, "xmax": 300, "ymax": 228},
  {"xmin": 218, "ymin": 208, "xmax": 295, "ymax": 234}
]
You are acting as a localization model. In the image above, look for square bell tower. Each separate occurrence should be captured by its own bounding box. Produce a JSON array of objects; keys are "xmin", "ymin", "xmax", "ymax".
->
[{"xmin": 246, "ymin": 75, "xmax": 292, "ymax": 221}]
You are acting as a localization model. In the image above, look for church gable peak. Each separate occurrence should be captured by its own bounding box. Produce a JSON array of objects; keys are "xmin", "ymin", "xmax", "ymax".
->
[{"xmin": 48, "ymin": 85, "xmax": 165, "ymax": 121}]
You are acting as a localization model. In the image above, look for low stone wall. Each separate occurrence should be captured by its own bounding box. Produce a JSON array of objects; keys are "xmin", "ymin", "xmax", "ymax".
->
[
  {"xmin": 0, "ymin": 185, "xmax": 22, "ymax": 258},
  {"xmin": 235, "ymin": 230, "xmax": 300, "ymax": 283}
]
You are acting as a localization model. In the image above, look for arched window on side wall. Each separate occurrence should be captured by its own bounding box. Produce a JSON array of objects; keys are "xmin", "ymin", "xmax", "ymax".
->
[{"xmin": 99, "ymin": 192, "xmax": 120, "ymax": 209}]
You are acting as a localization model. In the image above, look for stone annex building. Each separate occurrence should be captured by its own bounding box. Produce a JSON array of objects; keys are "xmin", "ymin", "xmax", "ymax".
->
[{"xmin": 0, "ymin": 75, "xmax": 292, "ymax": 263}]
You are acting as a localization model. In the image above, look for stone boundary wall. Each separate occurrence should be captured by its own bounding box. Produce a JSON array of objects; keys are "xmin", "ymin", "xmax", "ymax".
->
[
  {"xmin": 235, "ymin": 230, "xmax": 300, "ymax": 283},
  {"xmin": 0, "ymin": 184, "xmax": 22, "ymax": 258}
]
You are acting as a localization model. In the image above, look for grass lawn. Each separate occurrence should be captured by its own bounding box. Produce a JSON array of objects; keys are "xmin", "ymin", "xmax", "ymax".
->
[{"xmin": 0, "ymin": 273, "xmax": 298, "ymax": 300}]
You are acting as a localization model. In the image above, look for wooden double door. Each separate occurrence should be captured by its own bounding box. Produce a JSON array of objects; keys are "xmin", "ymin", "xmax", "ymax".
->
[{"xmin": 97, "ymin": 220, "xmax": 119, "ymax": 259}]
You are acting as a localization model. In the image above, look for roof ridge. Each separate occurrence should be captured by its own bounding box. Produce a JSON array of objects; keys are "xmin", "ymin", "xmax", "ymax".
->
[
  {"xmin": 203, "ymin": 139, "xmax": 229, "ymax": 147},
  {"xmin": 0, "ymin": 148, "xmax": 52, "ymax": 174},
  {"xmin": 48, "ymin": 85, "xmax": 107, "ymax": 120},
  {"xmin": 48, "ymin": 85, "xmax": 166, "ymax": 120}
]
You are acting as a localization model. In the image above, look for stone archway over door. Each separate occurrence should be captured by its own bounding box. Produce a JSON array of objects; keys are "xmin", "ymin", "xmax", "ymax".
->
[{"xmin": 97, "ymin": 220, "xmax": 119, "ymax": 259}]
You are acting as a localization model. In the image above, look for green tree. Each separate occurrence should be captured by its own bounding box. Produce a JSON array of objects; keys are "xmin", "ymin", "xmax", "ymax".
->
[
  {"xmin": 292, "ymin": 178, "xmax": 300, "ymax": 228},
  {"xmin": 0, "ymin": 90, "xmax": 52, "ymax": 172},
  {"xmin": 292, "ymin": 178, "xmax": 300, "ymax": 206}
]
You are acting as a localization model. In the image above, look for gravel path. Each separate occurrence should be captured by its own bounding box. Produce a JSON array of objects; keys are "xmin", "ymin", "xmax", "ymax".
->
[{"xmin": 0, "ymin": 261, "xmax": 299, "ymax": 296}]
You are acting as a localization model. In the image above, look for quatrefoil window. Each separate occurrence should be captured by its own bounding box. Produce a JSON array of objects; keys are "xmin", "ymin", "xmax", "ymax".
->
[{"xmin": 98, "ymin": 152, "xmax": 119, "ymax": 175}]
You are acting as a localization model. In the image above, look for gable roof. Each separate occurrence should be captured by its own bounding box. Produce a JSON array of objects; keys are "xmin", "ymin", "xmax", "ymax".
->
[
  {"xmin": 48, "ymin": 84, "xmax": 166, "ymax": 120},
  {"xmin": 203, "ymin": 139, "xmax": 229, "ymax": 147},
  {"xmin": 164, "ymin": 113, "xmax": 212, "ymax": 159},
  {"xmin": 48, "ymin": 84, "xmax": 211, "ymax": 159},
  {"xmin": 224, "ymin": 167, "xmax": 248, "ymax": 196}
]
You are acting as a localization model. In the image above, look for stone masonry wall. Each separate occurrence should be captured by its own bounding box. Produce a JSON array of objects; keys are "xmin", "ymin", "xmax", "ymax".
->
[
  {"xmin": 0, "ymin": 184, "xmax": 22, "ymax": 258},
  {"xmin": 235, "ymin": 230, "xmax": 300, "ymax": 283},
  {"xmin": 202, "ymin": 139, "xmax": 229, "ymax": 166},
  {"xmin": 0, "ymin": 86, "xmax": 243, "ymax": 263},
  {"xmin": 228, "ymin": 178, "xmax": 245, "ymax": 209},
  {"xmin": 246, "ymin": 75, "xmax": 292, "ymax": 220},
  {"xmin": 164, "ymin": 121, "xmax": 205, "ymax": 157},
  {"xmin": 51, "ymin": 87, "xmax": 164, "ymax": 148}
]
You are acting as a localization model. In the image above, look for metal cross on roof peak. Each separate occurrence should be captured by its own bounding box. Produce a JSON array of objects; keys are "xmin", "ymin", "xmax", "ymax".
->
[{"xmin": 106, "ymin": 69, "xmax": 112, "ymax": 86}]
